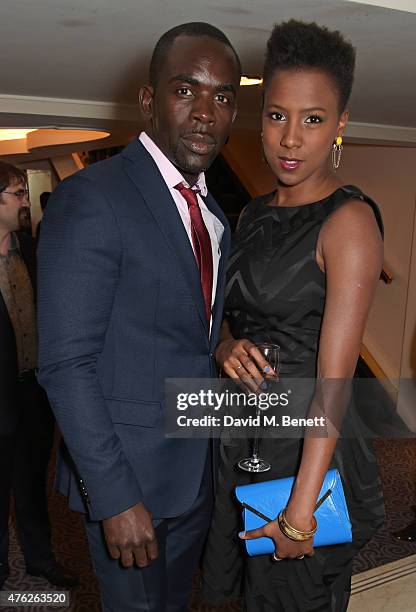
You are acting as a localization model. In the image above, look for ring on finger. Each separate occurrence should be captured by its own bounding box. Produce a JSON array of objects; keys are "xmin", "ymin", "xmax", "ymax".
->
[
  {"xmin": 235, "ymin": 365, "xmax": 243, "ymax": 371},
  {"xmin": 297, "ymin": 555, "xmax": 305, "ymax": 560},
  {"xmin": 272, "ymin": 552, "xmax": 282, "ymax": 562}
]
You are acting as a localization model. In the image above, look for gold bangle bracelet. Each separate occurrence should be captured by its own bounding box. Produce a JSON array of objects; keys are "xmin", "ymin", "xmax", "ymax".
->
[
  {"xmin": 279, "ymin": 522, "xmax": 313, "ymax": 542},
  {"xmin": 282, "ymin": 509, "xmax": 317, "ymax": 535},
  {"xmin": 278, "ymin": 510, "xmax": 317, "ymax": 542}
]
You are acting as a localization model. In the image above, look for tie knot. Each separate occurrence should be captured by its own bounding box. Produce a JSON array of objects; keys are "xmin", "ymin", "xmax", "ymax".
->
[{"xmin": 175, "ymin": 182, "xmax": 200, "ymax": 208}]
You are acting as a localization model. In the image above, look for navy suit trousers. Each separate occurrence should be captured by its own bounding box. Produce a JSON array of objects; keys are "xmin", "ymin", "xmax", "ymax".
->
[{"xmin": 84, "ymin": 449, "xmax": 213, "ymax": 612}]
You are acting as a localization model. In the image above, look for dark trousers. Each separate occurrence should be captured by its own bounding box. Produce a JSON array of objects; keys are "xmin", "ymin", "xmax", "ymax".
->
[
  {"xmin": 0, "ymin": 378, "xmax": 55, "ymax": 576},
  {"xmin": 85, "ymin": 451, "xmax": 214, "ymax": 612}
]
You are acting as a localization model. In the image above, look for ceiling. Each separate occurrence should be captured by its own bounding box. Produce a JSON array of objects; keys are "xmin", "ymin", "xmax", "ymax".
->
[{"xmin": 0, "ymin": 0, "xmax": 415, "ymax": 151}]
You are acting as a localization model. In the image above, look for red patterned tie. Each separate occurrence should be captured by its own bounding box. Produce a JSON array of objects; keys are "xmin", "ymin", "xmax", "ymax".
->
[{"xmin": 175, "ymin": 182, "xmax": 213, "ymax": 322}]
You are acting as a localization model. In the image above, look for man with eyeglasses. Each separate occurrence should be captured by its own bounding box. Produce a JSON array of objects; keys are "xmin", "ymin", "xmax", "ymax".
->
[{"xmin": 0, "ymin": 161, "xmax": 78, "ymax": 591}]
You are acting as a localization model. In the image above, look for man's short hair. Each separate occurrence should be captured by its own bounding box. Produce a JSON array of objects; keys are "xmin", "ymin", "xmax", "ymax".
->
[
  {"xmin": 0, "ymin": 161, "xmax": 26, "ymax": 193},
  {"xmin": 149, "ymin": 22, "xmax": 241, "ymax": 88}
]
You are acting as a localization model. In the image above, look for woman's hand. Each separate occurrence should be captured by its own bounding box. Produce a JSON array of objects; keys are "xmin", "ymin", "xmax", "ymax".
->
[
  {"xmin": 239, "ymin": 513, "xmax": 315, "ymax": 561},
  {"xmin": 215, "ymin": 338, "xmax": 274, "ymax": 392}
]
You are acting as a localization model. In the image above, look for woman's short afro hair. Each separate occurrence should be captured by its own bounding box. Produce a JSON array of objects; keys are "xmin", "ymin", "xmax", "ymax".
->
[{"xmin": 263, "ymin": 20, "xmax": 356, "ymax": 112}]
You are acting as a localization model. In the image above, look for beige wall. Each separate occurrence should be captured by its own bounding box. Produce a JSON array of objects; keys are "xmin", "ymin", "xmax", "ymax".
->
[
  {"xmin": 401, "ymin": 207, "xmax": 416, "ymax": 379},
  {"xmin": 223, "ymin": 134, "xmax": 416, "ymax": 385},
  {"xmin": 26, "ymin": 168, "xmax": 53, "ymax": 235},
  {"xmin": 398, "ymin": 204, "xmax": 416, "ymax": 429},
  {"xmin": 340, "ymin": 145, "xmax": 416, "ymax": 383}
]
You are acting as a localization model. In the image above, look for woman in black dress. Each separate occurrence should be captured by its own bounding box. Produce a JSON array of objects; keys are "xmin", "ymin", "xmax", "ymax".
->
[{"xmin": 202, "ymin": 20, "xmax": 385, "ymax": 611}]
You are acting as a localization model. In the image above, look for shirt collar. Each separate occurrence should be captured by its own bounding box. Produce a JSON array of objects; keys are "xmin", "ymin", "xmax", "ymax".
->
[
  {"xmin": 0, "ymin": 232, "xmax": 19, "ymax": 259},
  {"xmin": 139, "ymin": 132, "xmax": 208, "ymax": 197},
  {"xmin": 9, "ymin": 232, "xmax": 19, "ymax": 252}
]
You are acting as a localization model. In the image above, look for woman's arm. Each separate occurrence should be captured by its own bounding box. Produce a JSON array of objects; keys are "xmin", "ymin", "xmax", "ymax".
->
[
  {"xmin": 218, "ymin": 318, "xmax": 234, "ymax": 344},
  {"xmin": 286, "ymin": 199, "xmax": 383, "ymax": 528}
]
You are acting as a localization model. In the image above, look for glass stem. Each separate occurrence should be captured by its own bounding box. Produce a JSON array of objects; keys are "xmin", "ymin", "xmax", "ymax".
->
[{"xmin": 252, "ymin": 406, "xmax": 261, "ymax": 462}]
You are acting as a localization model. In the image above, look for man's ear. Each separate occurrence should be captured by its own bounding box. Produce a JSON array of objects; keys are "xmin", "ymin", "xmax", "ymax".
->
[{"xmin": 138, "ymin": 85, "xmax": 154, "ymax": 118}]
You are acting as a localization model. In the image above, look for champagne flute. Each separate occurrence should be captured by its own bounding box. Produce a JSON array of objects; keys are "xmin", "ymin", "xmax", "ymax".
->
[{"xmin": 238, "ymin": 342, "xmax": 280, "ymax": 473}]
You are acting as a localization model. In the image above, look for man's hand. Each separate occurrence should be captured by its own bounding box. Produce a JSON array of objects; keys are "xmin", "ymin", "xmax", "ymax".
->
[{"xmin": 102, "ymin": 501, "xmax": 158, "ymax": 568}]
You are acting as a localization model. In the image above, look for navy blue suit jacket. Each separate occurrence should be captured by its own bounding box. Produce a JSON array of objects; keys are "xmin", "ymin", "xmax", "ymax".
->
[{"xmin": 37, "ymin": 140, "xmax": 230, "ymax": 522}]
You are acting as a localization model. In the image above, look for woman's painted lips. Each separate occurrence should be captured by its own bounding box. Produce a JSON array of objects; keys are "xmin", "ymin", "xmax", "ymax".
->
[{"xmin": 279, "ymin": 157, "xmax": 303, "ymax": 171}]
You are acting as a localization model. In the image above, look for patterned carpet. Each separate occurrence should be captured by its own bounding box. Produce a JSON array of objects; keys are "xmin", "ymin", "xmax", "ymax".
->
[{"xmin": 2, "ymin": 438, "xmax": 415, "ymax": 611}]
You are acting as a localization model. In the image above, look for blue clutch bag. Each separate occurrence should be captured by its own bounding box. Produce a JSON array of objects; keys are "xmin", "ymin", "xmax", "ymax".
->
[{"xmin": 235, "ymin": 468, "xmax": 352, "ymax": 556}]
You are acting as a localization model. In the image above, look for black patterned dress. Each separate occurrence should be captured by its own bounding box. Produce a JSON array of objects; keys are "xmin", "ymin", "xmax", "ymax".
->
[{"xmin": 202, "ymin": 186, "xmax": 385, "ymax": 612}]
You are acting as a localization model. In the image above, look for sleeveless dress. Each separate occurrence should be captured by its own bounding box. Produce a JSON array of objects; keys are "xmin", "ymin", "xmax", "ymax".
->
[{"xmin": 201, "ymin": 186, "xmax": 385, "ymax": 612}]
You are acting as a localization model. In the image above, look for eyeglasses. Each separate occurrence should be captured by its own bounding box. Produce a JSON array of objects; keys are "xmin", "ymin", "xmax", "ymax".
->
[{"xmin": 1, "ymin": 189, "xmax": 29, "ymax": 199}]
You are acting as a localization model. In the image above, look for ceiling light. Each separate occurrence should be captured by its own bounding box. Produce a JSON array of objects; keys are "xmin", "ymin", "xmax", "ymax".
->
[
  {"xmin": 27, "ymin": 129, "xmax": 110, "ymax": 150},
  {"xmin": 0, "ymin": 128, "xmax": 110, "ymax": 156},
  {"xmin": 0, "ymin": 129, "xmax": 36, "ymax": 141},
  {"xmin": 240, "ymin": 76, "xmax": 263, "ymax": 86}
]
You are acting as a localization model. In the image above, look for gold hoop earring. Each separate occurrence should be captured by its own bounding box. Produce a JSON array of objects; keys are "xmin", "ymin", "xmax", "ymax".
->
[{"xmin": 332, "ymin": 136, "xmax": 343, "ymax": 170}]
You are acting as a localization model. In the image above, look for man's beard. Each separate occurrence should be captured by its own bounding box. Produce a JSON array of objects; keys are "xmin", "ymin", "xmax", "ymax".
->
[{"xmin": 18, "ymin": 206, "xmax": 32, "ymax": 233}]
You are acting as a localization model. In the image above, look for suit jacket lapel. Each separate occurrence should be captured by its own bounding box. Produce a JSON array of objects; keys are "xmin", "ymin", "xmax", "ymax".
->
[{"xmin": 122, "ymin": 141, "xmax": 209, "ymax": 337}]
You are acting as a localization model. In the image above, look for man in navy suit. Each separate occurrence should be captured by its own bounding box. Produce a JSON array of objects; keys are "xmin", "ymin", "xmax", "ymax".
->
[{"xmin": 38, "ymin": 22, "xmax": 241, "ymax": 611}]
